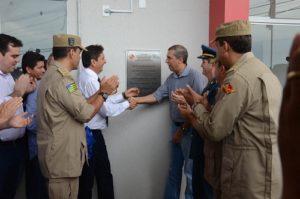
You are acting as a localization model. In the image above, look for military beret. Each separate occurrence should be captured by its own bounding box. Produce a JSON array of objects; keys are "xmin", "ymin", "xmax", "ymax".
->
[
  {"xmin": 53, "ymin": 34, "xmax": 87, "ymax": 51},
  {"xmin": 215, "ymin": 20, "xmax": 251, "ymax": 39},
  {"xmin": 197, "ymin": 45, "xmax": 217, "ymax": 59}
]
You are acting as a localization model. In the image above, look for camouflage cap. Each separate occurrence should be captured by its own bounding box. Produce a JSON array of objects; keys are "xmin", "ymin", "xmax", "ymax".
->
[
  {"xmin": 215, "ymin": 20, "xmax": 251, "ymax": 39},
  {"xmin": 53, "ymin": 34, "xmax": 87, "ymax": 51}
]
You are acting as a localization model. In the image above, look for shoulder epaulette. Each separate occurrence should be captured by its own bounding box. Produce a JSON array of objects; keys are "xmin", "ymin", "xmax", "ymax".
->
[{"xmin": 57, "ymin": 68, "xmax": 70, "ymax": 77}]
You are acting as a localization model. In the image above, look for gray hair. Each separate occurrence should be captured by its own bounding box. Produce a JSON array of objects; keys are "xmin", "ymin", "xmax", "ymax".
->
[{"xmin": 168, "ymin": 45, "xmax": 188, "ymax": 64}]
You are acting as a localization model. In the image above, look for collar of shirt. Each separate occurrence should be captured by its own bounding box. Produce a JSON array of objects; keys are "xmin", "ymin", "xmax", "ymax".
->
[
  {"xmin": 82, "ymin": 67, "xmax": 99, "ymax": 81},
  {"xmin": 0, "ymin": 69, "xmax": 10, "ymax": 78},
  {"xmin": 52, "ymin": 61, "xmax": 72, "ymax": 76},
  {"xmin": 227, "ymin": 52, "xmax": 254, "ymax": 74},
  {"xmin": 172, "ymin": 65, "xmax": 191, "ymax": 79}
]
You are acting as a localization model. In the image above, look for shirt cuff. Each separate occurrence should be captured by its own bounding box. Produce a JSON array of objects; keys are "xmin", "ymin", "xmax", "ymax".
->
[
  {"xmin": 107, "ymin": 93, "xmax": 124, "ymax": 103},
  {"xmin": 122, "ymin": 100, "xmax": 130, "ymax": 109}
]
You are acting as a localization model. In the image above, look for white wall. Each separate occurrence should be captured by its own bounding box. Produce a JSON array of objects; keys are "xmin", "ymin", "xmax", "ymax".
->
[
  {"xmin": 10, "ymin": 0, "xmax": 208, "ymax": 198},
  {"xmin": 66, "ymin": 0, "xmax": 209, "ymax": 198}
]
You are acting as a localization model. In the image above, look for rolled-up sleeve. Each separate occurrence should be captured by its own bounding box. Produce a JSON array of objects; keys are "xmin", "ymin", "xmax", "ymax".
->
[{"xmin": 153, "ymin": 78, "xmax": 169, "ymax": 102}]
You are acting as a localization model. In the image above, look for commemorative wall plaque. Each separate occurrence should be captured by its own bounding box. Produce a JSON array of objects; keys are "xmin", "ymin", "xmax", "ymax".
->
[{"xmin": 126, "ymin": 50, "xmax": 161, "ymax": 96}]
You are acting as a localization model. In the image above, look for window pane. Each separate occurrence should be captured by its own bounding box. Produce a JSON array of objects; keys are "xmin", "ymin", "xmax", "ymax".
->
[
  {"xmin": 252, "ymin": 24, "xmax": 299, "ymax": 86},
  {"xmin": 250, "ymin": 0, "xmax": 270, "ymax": 17},
  {"xmin": 0, "ymin": 0, "xmax": 67, "ymax": 60},
  {"xmin": 250, "ymin": 0, "xmax": 300, "ymax": 19}
]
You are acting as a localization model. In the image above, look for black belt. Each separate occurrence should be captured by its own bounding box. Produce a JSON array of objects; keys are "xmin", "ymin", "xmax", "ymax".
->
[
  {"xmin": 0, "ymin": 137, "xmax": 24, "ymax": 146},
  {"xmin": 173, "ymin": 122, "xmax": 184, "ymax": 127}
]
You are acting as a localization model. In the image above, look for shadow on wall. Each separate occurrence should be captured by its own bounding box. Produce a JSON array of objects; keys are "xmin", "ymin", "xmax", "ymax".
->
[{"xmin": 271, "ymin": 64, "xmax": 288, "ymax": 86}]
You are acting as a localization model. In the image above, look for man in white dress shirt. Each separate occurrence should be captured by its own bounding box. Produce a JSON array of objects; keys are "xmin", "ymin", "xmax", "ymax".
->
[
  {"xmin": 77, "ymin": 44, "xmax": 139, "ymax": 199},
  {"xmin": 0, "ymin": 33, "xmax": 35, "ymax": 199}
]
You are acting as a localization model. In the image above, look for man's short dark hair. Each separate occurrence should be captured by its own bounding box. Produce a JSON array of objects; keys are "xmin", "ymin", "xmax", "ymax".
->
[
  {"xmin": 81, "ymin": 45, "xmax": 104, "ymax": 68},
  {"xmin": 22, "ymin": 51, "xmax": 45, "ymax": 74},
  {"xmin": 0, "ymin": 34, "xmax": 23, "ymax": 56},
  {"xmin": 168, "ymin": 45, "xmax": 188, "ymax": 64},
  {"xmin": 52, "ymin": 47, "xmax": 79, "ymax": 60},
  {"xmin": 216, "ymin": 35, "xmax": 252, "ymax": 54}
]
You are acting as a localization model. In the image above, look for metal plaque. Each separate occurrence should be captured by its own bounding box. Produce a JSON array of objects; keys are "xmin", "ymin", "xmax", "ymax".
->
[{"xmin": 126, "ymin": 50, "xmax": 161, "ymax": 96}]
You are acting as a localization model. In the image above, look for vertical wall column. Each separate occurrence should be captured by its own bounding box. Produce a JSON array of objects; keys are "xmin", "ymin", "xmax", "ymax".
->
[{"xmin": 209, "ymin": 0, "xmax": 249, "ymax": 43}]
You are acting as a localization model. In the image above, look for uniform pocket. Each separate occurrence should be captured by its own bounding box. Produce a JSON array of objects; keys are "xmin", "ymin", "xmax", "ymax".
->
[
  {"xmin": 204, "ymin": 141, "xmax": 223, "ymax": 188},
  {"xmin": 80, "ymin": 141, "xmax": 87, "ymax": 167},
  {"xmin": 221, "ymin": 155, "xmax": 234, "ymax": 191}
]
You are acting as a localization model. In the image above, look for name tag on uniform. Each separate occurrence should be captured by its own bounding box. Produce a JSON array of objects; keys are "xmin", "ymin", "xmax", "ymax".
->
[{"xmin": 66, "ymin": 82, "xmax": 78, "ymax": 93}]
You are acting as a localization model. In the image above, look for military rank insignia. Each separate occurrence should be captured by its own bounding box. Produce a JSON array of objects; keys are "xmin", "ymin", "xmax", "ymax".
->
[
  {"xmin": 68, "ymin": 38, "xmax": 75, "ymax": 46},
  {"xmin": 66, "ymin": 82, "xmax": 78, "ymax": 93},
  {"xmin": 222, "ymin": 83, "xmax": 235, "ymax": 94}
]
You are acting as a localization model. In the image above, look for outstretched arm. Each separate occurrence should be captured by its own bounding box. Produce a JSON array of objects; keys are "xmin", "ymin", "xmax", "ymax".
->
[{"xmin": 134, "ymin": 94, "xmax": 157, "ymax": 104}]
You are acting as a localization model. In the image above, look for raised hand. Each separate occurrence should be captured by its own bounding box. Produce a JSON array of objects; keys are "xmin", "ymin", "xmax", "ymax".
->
[
  {"xmin": 186, "ymin": 85, "xmax": 203, "ymax": 104},
  {"xmin": 13, "ymin": 74, "xmax": 33, "ymax": 97},
  {"xmin": 201, "ymin": 92, "xmax": 212, "ymax": 111},
  {"xmin": 177, "ymin": 102, "xmax": 194, "ymax": 121},
  {"xmin": 99, "ymin": 75, "xmax": 119, "ymax": 95},
  {"xmin": 124, "ymin": 87, "xmax": 140, "ymax": 98},
  {"xmin": 171, "ymin": 91, "xmax": 187, "ymax": 105},
  {"xmin": 8, "ymin": 112, "xmax": 33, "ymax": 128},
  {"xmin": 0, "ymin": 97, "xmax": 23, "ymax": 121},
  {"xmin": 26, "ymin": 76, "xmax": 37, "ymax": 94},
  {"xmin": 175, "ymin": 88, "xmax": 194, "ymax": 105}
]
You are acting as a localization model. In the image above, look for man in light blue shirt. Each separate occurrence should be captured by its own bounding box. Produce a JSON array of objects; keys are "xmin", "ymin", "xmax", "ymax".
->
[
  {"xmin": 134, "ymin": 45, "xmax": 206, "ymax": 199},
  {"xmin": 22, "ymin": 50, "xmax": 48, "ymax": 199}
]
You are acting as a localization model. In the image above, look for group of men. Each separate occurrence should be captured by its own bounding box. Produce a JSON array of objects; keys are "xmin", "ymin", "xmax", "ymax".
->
[{"xmin": 0, "ymin": 19, "xmax": 286, "ymax": 199}]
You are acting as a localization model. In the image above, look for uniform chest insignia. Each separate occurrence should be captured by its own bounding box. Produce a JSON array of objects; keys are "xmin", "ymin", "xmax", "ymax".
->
[
  {"xmin": 66, "ymin": 82, "xmax": 78, "ymax": 93},
  {"xmin": 57, "ymin": 68, "xmax": 69, "ymax": 76},
  {"xmin": 222, "ymin": 83, "xmax": 235, "ymax": 94}
]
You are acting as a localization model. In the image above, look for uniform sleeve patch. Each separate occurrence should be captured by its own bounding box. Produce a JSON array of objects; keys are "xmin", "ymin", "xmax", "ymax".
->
[
  {"xmin": 222, "ymin": 83, "xmax": 235, "ymax": 94},
  {"xmin": 66, "ymin": 82, "xmax": 78, "ymax": 93}
]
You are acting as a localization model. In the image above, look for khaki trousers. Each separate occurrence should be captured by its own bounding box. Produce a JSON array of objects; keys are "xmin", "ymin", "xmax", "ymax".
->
[{"xmin": 48, "ymin": 177, "xmax": 79, "ymax": 199}]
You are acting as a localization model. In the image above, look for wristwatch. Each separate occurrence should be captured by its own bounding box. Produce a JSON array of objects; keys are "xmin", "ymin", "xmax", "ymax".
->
[
  {"xmin": 98, "ymin": 92, "xmax": 109, "ymax": 101},
  {"xmin": 122, "ymin": 92, "xmax": 128, "ymax": 99}
]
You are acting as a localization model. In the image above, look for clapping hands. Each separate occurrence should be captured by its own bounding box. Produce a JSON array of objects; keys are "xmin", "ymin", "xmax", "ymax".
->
[
  {"xmin": 0, "ymin": 97, "xmax": 33, "ymax": 129},
  {"xmin": 13, "ymin": 74, "xmax": 37, "ymax": 97},
  {"xmin": 99, "ymin": 75, "xmax": 119, "ymax": 95}
]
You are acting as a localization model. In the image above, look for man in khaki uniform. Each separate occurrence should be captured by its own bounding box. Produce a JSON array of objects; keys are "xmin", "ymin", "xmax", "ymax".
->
[
  {"xmin": 178, "ymin": 20, "xmax": 283, "ymax": 199},
  {"xmin": 37, "ymin": 34, "xmax": 119, "ymax": 199}
]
